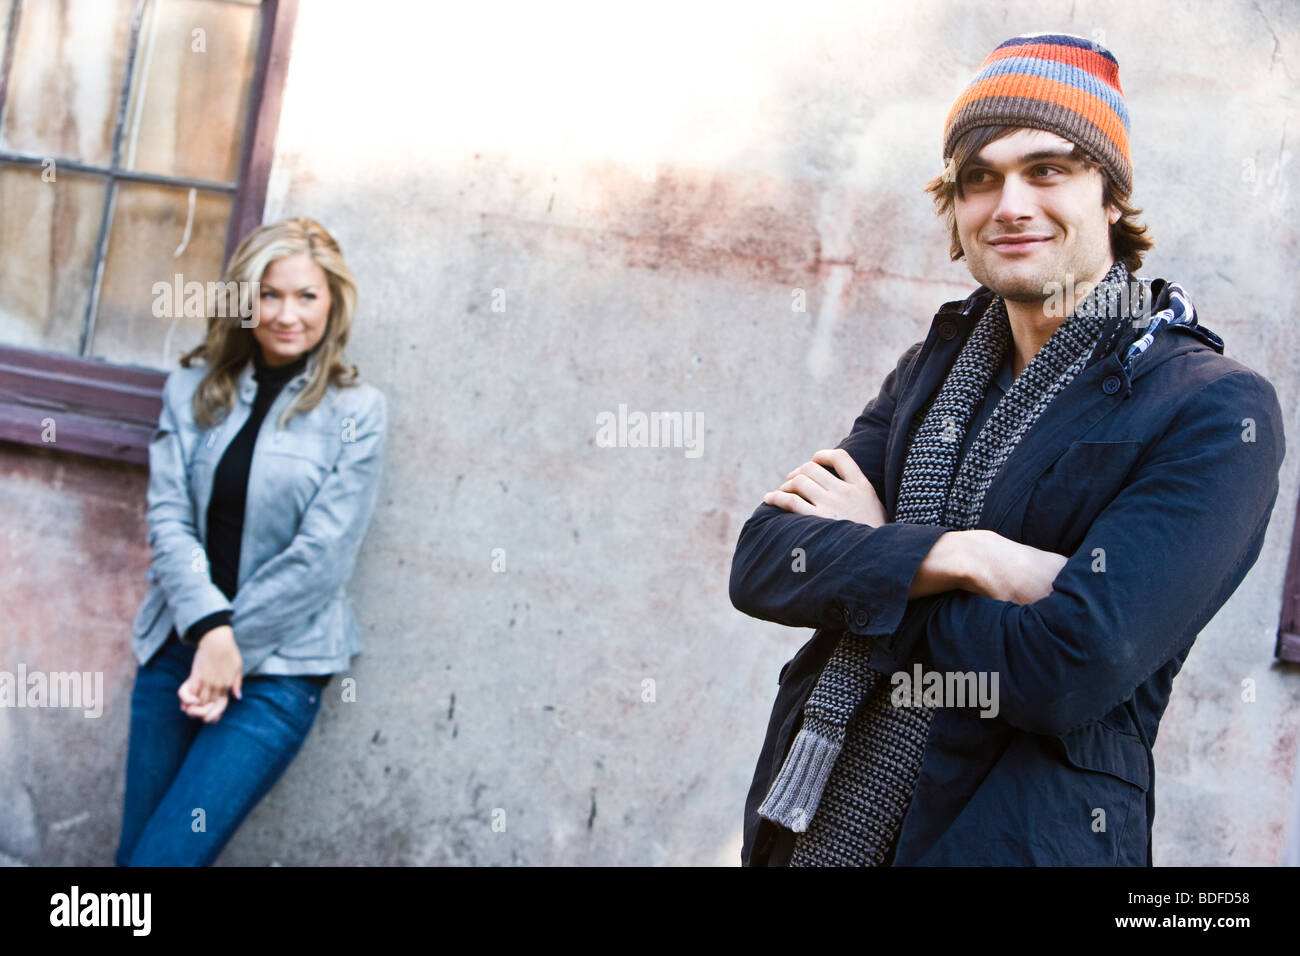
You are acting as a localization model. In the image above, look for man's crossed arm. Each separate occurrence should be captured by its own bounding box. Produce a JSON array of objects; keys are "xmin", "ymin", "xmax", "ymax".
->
[
  {"xmin": 733, "ymin": 368, "xmax": 1283, "ymax": 738},
  {"xmin": 765, "ymin": 446, "xmax": 1067, "ymax": 606}
]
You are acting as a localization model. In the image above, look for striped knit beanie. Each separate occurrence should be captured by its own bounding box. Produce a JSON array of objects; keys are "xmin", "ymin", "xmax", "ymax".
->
[{"xmin": 943, "ymin": 33, "xmax": 1133, "ymax": 194}]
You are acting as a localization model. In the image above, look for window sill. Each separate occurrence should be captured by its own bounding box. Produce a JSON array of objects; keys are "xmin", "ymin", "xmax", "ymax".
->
[
  {"xmin": 1275, "ymin": 631, "xmax": 1300, "ymax": 666},
  {"xmin": 0, "ymin": 345, "xmax": 166, "ymax": 465}
]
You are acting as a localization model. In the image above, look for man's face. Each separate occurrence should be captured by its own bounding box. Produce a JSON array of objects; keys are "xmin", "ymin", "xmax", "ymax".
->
[{"xmin": 953, "ymin": 128, "xmax": 1120, "ymax": 304}]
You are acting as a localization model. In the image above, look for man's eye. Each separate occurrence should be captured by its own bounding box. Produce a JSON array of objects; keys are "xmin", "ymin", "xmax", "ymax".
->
[
  {"xmin": 260, "ymin": 289, "xmax": 276, "ymax": 298},
  {"xmin": 963, "ymin": 169, "xmax": 989, "ymax": 184},
  {"xmin": 1033, "ymin": 165, "xmax": 1061, "ymax": 177}
]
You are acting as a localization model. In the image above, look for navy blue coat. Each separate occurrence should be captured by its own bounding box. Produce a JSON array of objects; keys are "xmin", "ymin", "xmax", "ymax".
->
[{"xmin": 730, "ymin": 282, "xmax": 1286, "ymax": 866}]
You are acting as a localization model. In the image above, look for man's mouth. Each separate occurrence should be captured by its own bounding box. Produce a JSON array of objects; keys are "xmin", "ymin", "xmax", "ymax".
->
[{"xmin": 987, "ymin": 235, "xmax": 1052, "ymax": 254}]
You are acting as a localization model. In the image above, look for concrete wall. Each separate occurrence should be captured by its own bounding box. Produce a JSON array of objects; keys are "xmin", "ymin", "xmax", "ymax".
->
[{"xmin": 3, "ymin": 0, "xmax": 1299, "ymax": 865}]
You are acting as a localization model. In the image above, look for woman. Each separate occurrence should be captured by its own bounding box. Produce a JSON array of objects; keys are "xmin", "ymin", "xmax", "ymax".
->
[{"xmin": 117, "ymin": 218, "xmax": 387, "ymax": 866}]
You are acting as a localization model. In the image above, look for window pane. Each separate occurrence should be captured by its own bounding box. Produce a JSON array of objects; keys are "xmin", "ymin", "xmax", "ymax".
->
[
  {"xmin": 0, "ymin": 0, "xmax": 137, "ymax": 166},
  {"xmin": 0, "ymin": 164, "xmax": 106, "ymax": 353},
  {"xmin": 121, "ymin": 0, "xmax": 262, "ymax": 184},
  {"xmin": 90, "ymin": 181, "xmax": 231, "ymax": 367}
]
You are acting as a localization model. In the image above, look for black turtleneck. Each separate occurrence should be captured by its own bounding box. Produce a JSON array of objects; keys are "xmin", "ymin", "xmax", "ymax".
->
[
  {"xmin": 204, "ymin": 348, "xmax": 309, "ymax": 602},
  {"xmin": 170, "ymin": 349, "xmax": 329, "ymax": 685}
]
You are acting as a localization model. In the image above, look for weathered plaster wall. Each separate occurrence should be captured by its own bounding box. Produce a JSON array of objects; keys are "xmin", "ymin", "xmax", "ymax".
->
[{"xmin": 3, "ymin": 0, "xmax": 1298, "ymax": 865}]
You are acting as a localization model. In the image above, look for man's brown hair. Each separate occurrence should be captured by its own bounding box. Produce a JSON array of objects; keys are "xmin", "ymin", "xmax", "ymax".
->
[{"xmin": 923, "ymin": 124, "xmax": 1154, "ymax": 273}]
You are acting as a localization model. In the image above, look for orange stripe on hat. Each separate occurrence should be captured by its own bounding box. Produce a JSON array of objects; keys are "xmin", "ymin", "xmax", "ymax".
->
[
  {"xmin": 983, "ymin": 42, "xmax": 1123, "ymax": 95},
  {"xmin": 945, "ymin": 73, "xmax": 1130, "ymax": 162}
]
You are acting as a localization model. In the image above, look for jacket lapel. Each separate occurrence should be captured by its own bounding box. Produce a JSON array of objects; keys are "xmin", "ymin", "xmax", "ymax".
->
[{"xmin": 978, "ymin": 349, "xmax": 1130, "ymax": 530}]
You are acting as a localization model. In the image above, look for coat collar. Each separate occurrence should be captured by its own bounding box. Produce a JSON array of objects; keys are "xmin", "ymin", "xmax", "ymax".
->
[
  {"xmin": 930, "ymin": 275, "xmax": 1224, "ymax": 388},
  {"xmin": 882, "ymin": 276, "xmax": 1225, "ymax": 527},
  {"xmin": 236, "ymin": 348, "xmax": 320, "ymax": 404}
]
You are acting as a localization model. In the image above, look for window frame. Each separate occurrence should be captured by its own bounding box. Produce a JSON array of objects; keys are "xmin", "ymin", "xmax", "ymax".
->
[
  {"xmin": 1275, "ymin": 505, "xmax": 1300, "ymax": 663},
  {"xmin": 0, "ymin": 0, "xmax": 299, "ymax": 466}
]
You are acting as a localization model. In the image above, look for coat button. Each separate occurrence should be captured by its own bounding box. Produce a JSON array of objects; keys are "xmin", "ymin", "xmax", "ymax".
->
[
  {"xmin": 1102, "ymin": 375, "xmax": 1121, "ymax": 394},
  {"xmin": 854, "ymin": 609, "xmax": 870, "ymax": 628},
  {"xmin": 939, "ymin": 321, "xmax": 957, "ymax": 340}
]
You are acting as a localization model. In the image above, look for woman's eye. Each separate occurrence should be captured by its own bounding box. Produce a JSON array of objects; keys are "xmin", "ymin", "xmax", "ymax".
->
[
  {"xmin": 260, "ymin": 290, "xmax": 275, "ymax": 298},
  {"xmin": 301, "ymin": 293, "xmax": 316, "ymax": 301}
]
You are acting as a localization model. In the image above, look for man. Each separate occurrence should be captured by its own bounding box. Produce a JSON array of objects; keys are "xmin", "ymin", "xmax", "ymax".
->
[{"xmin": 729, "ymin": 33, "xmax": 1286, "ymax": 866}]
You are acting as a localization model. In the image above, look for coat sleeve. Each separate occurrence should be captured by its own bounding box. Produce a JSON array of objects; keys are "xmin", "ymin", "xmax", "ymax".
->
[
  {"xmin": 145, "ymin": 371, "xmax": 234, "ymax": 640},
  {"xmin": 879, "ymin": 369, "xmax": 1286, "ymax": 737},
  {"xmin": 729, "ymin": 340, "xmax": 953, "ymax": 636},
  {"xmin": 227, "ymin": 387, "xmax": 388, "ymax": 674}
]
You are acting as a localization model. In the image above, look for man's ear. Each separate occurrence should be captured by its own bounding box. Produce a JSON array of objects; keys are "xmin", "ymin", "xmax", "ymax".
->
[{"xmin": 1105, "ymin": 200, "xmax": 1122, "ymax": 226}]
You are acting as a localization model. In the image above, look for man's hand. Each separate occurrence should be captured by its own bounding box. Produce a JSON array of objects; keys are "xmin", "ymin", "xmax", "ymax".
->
[
  {"xmin": 763, "ymin": 449, "xmax": 888, "ymax": 526},
  {"xmin": 963, "ymin": 529, "xmax": 1069, "ymax": 605},
  {"xmin": 178, "ymin": 625, "xmax": 243, "ymax": 722}
]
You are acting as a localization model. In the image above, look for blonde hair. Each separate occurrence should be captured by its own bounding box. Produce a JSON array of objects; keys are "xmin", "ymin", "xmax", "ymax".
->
[
  {"xmin": 180, "ymin": 217, "xmax": 361, "ymax": 429},
  {"xmin": 923, "ymin": 124, "xmax": 1154, "ymax": 273}
]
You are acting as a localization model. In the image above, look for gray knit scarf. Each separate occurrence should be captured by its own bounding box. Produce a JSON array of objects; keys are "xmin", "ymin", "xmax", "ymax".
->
[{"xmin": 757, "ymin": 260, "xmax": 1135, "ymax": 866}]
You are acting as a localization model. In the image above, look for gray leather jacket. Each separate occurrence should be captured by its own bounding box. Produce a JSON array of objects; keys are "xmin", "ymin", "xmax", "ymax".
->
[{"xmin": 131, "ymin": 353, "xmax": 387, "ymax": 677}]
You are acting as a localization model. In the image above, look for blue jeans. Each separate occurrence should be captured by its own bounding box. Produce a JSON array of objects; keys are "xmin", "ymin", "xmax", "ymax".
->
[{"xmin": 116, "ymin": 636, "xmax": 325, "ymax": 866}]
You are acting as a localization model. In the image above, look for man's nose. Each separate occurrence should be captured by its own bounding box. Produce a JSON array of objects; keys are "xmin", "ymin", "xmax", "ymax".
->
[{"xmin": 992, "ymin": 174, "xmax": 1035, "ymax": 223}]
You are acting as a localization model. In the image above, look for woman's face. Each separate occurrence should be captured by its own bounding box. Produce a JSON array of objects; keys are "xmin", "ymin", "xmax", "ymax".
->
[{"xmin": 252, "ymin": 252, "xmax": 332, "ymax": 367}]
